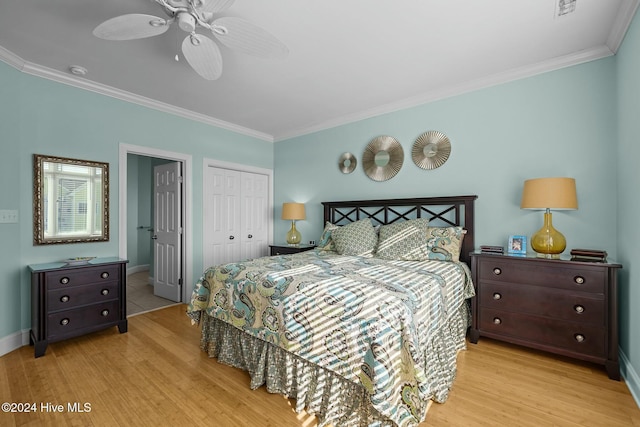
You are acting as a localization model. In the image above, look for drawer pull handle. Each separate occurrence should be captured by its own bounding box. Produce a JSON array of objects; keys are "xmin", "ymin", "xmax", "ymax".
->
[
  {"xmin": 60, "ymin": 277, "xmax": 70, "ymax": 285},
  {"xmin": 60, "ymin": 318, "xmax": 70, "ymax": 326},
  {"xmin": 493, "ymin": 293, "xmax": 502, "ymax": 300},
  {"xmin": 574, "ymin": 333, "xmax": 585, "ymax": 343},
  {"xmin": 101, "ymin": 272, "xmax": 109, "ymax": 279},
  {"xmin": 574, "ymin": 305, "xmax": 585, "ymax": 314},
  {"xmin": 574, "ymin": 276, "xmax": 585, "ymax": 284},
  {"xmin": 101, "ymin": 309, "xmax": 109, "ymax": 317},
  {"xmin": 101, "ymin": 289, "xmax": 109, "ymax": 296},
  {"xmin": 60, "ymin": 295, "xmax": 70, "ymax": 303},
  {"xmin": 493, "ymin": 268, "xmax": 502, "ymax": 275},
  {"xmin": 493, "ymin": 317, "xmax": 502, "ymax": 325}
]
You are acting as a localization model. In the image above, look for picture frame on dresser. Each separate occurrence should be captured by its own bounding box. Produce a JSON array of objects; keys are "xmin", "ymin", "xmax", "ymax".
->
[{"xmin": 508, "ymin": 235, "xmax": 527, "ymax": 254}]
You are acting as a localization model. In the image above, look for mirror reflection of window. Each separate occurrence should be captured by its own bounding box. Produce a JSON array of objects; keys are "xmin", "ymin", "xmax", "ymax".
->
[{"xmin": 34, "ymin": 154, "xmax": 109, "ymax": 245}]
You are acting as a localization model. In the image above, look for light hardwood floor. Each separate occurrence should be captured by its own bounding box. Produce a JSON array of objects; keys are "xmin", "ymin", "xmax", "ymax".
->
[{"xmin": 1, "ymin": 304, "xmax": 638, "ymax": 426}]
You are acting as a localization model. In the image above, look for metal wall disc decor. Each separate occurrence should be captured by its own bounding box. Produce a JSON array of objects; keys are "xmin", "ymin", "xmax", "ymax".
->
[
  {"xmin": 412, "ymin": 130, "xmax": 451, "ymax": 170},
  {"xmin": 362, "ymin": 135, "xmax": 404, "ymax": 181},
  {"xmin": 338, "ymin": 152, "xmax": 357, "ymax": 174}
]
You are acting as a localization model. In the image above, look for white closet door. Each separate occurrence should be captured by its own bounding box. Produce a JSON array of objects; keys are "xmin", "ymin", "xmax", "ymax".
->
[
  {"xmin": 204, "ymin": 166, "xmax": 269, "ymax": 267},
  {"xmin": 241, "ymin": 171, "xmax": 269, "ymax": 260},
  {"xmin": 204, "ymin": 167, "xmax": 241, "ymax": 267}
]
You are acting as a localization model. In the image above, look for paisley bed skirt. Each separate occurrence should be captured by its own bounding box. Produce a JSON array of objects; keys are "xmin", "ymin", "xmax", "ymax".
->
[{"xmin": 198, "ymin": 302, "xmax": 470, "ymax": 427}]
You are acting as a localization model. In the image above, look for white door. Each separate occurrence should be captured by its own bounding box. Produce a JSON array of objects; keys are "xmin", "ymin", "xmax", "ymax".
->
[
  {"xmin": 241, "ymin": 172, "xmax": 269, "ymax": 260},
  {"xmin": 203, "ymin": 166, "xmax": 269, "ymax": 267},
  {"xmin": 153, "ymin": 162, "xmax": 182, "ymax": 302},
  {"xmin": 204, "ymin": 167, "xmax": 241, "ymax": 267}
]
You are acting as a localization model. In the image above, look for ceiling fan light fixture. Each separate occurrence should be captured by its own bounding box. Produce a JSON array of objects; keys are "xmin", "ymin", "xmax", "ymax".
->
[{"xmin": 177, "ymin": 12, "xmax": 196, "ymax": 32}]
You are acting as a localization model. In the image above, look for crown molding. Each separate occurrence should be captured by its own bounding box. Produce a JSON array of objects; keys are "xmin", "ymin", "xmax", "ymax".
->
[
  {"xmin": 0, "ymin": 48, "xmax": 274, "ymax": 143},
  {"xmin": 607, "ymin": 0, "xmax": 640, "ymax": 53},
  {"xmin": 274, "ymin": 45, "xmax": 615, "ymax": 142}
]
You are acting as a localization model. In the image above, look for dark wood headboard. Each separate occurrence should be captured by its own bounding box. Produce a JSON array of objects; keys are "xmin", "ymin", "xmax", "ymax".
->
[{"xmin": 322, "ymin": 195, "xmax": 478, "ymax": 266}]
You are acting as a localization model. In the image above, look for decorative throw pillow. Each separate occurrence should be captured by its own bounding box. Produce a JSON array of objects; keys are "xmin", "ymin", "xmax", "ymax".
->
[
  {"xmin": 316, "ymin": 222, "xmax": 340, "ymax": 252},
  {"xmin": 331, "ymin": 219, "xmax": 378, "ymax": 256},
  {"xmin": 376, "ymin": 218, "xmax": 431, "ymax": 260},
  {"xmin": 425, "ymin": 226, "xmax": 466, "ymax": 262}
]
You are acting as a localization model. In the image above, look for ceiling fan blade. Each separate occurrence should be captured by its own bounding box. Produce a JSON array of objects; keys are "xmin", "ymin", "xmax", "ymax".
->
[
  {"xmin": 93, "ymin": 14, "xmax": 170, "ymax": 40},
  {"xmin": 211, "ymin": 17, "xmax": 288, "ymax": 59},
  {"xmin": 198, "ymin": 0, "xmax": 235, "ymax": 14},
  {"xmin": 181, "ymin": 34, "xmax": 223, "ymax": 80}
]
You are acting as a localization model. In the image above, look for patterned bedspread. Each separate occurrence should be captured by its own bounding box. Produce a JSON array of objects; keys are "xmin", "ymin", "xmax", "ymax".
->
[{"xmin": 187, "ymin": 250, "xmax": 475, "ymax": 426}]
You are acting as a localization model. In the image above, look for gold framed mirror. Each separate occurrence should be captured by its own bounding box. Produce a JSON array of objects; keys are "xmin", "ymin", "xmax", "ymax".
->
[
  {"xmin": 33, "ymin": 154, "xmax": 109, "ymax": 245},
  {"xmin": 362, "ymin": 136, "xmax": 404, "ymax": 181}
]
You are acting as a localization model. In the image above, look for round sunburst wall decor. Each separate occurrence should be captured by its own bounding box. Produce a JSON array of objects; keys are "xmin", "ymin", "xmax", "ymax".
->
[
  {"xmin": 362, "ymin": 135, "xmax": 404, "ymax": 181},
  {"xmin": 412, "ymin": 131, "xmax": 451, "ymax": 170},
  {"xmin": 338, "ymin": 152, "xmax": 357, "ymax": 174}
]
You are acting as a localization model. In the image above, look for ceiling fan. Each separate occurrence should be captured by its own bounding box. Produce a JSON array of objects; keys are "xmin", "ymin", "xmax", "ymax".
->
[{"xmin": 93, "ymin": 0, "xmax": 288, "ymax": 80}]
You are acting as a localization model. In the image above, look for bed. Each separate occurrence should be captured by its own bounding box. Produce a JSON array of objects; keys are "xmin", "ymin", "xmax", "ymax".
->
[{"xmin": 187, "ymin": 195, "xmax": 477, "ymax": 426}]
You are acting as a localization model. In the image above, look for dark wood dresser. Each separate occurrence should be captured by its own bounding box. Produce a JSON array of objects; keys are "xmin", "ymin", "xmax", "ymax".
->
[
  {"xmin": 29, "ymin": 257, "xmax": 128, "ymax": 358},
  {"xmin": 269, "ymin": 244, "xmax": 316, "ymax": 256},
  {"xmin": 469, "ymin": 251, "xmax": 621, "ymax": 380}
]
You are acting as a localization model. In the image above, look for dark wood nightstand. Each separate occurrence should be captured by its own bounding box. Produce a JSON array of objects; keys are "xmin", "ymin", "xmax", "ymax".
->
[
  {"xmin": 269, "ymin": 244, "xmax": 316, "ymax": 256},
  {"xmin": 469, "ymin": 251, "xmax": 622, "ymax": 380}
]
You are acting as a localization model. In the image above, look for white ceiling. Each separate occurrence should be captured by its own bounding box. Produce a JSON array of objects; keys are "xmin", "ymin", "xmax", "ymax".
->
[{"xmin": 0, "ymin": 0, "xmax": 637, "ymax": 142}]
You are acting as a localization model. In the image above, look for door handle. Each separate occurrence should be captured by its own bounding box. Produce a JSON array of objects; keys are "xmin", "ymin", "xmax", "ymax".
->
[
  {"xmin": 248, "ymin": 234, "xmax": 253, "ymax": 239},
  {"xmin": 151, "ymin": 235, "xmax": 158, "ymax": 240},
  {"xmin": 229, "ymin": 235, "xmax": 235, "ymax": 240}
]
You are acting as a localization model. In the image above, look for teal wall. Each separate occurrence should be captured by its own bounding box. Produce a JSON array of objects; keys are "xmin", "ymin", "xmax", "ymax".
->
[
  {"xmin": 275, "ymin": 59, "xmax": 617, "ymax": 256},
  {"xmin": 0, "ymin": 60, "xmax": 273, "ymax": 341},
  {"xmin": 617, "ymin": 7, "xmax": 640, "ymax": 400}
]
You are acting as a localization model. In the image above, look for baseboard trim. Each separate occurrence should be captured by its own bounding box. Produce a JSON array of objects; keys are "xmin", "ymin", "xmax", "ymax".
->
[
  {"xmin": 0, "ymin": 329, "xmax": 30, "ymax": 357},
  {"xmin": 620, "ymin": 347, "xmax": 640, "ymax": 408},
  {"xmin": 127, "ymin": 264, "xmax": 150, "ymax": 276}
]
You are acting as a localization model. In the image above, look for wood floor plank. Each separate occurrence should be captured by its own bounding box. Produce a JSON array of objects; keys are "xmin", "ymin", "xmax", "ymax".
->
[{"xmin": 1, "ymin": 304, "xmax": 638, "ymax": 426}]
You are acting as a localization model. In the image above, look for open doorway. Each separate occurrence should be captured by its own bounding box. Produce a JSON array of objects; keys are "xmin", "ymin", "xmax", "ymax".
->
[{"xmin": 118, "ymin": 144, "xmax": 193, "ymax": 316}]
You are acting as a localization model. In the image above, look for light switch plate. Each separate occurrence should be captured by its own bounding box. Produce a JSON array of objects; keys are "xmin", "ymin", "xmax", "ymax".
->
[{"xmin": 0, "ymin": 210, "xmax": 18, "ymax": 223}]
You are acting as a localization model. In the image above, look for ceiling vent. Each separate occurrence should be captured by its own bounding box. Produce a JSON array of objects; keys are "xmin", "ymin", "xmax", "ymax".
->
[{"xmin": 556, "ymin": 0, "xmax": 577, "ymax": 17}]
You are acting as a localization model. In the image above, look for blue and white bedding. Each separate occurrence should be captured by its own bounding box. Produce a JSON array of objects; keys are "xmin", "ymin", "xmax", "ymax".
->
[{"xmin": 187, "ymin": 249, "xmax": 474, "ymax": 426}]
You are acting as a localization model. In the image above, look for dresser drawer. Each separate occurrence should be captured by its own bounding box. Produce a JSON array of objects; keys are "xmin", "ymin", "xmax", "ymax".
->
[
  {"xmin": 477, "ymin": 258, "xmax": 605, "ymax": 293},
  {"xmin": 479, "ymin": 282, "xmax": 605, "ymax": 326},
  {"xmin": 47, "ymin": 282, "xmax": 119, "ymax": 312},
  {"xmin": 47, "ymin": 300, "xmax": 120, "ymax": 340},
  {"xmin": 479, "ymin": 307, "xmax": 606, "ymax": 358},
  {"xmin": 45, "ymin": 264, "xmax": 121, "ymax": 290}
]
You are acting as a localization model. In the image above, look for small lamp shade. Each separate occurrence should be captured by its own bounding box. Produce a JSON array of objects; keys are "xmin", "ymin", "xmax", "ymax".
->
[
  {"xmin": 520, "ymin": 177, "xmax": 578, "ymax": 210},
  {"xmin": 520, "ymin": 177, "xmax": 578, "ymax": 258},
  {"xmin": 281, "ymin": 203, "xmax": 306, "ymax": 220},
  {"xmin": 281, "ymin": 203, "xmax": 305, "ymax": 245}
]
